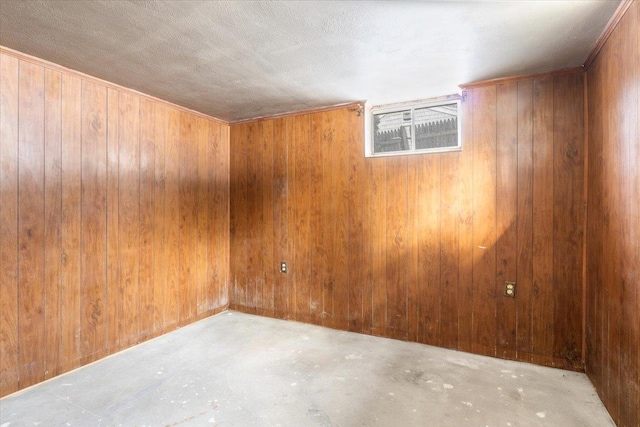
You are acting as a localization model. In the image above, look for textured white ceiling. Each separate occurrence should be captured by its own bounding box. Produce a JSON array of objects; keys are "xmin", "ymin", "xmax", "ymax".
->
[{"xmin": 0, "ymin": 0, "xmax": 619, "ymax": 122}]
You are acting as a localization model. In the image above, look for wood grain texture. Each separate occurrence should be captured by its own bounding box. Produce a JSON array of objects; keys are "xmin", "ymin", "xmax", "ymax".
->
[
  {"xmin": 106, "ymin": 88, "xmax": 120, "ymax": 351},
  {"xmin": 229, "ymin": 86, "xmax": 586, "ymax": 370},
  {"xmin": 457, "ymin": 90, "xmax": 474, "ymax": 354},
  {"xmin": 19, "ymin": 76, "xmax": 44, "ymax": 383},
  {"xmin": 60, "ymin": 73, "xmax": 82, "ymax": 374},
  {"xmin": 2, "ymin": 39, "xmax": 610, "ymax": 406},
  {"xmin": 553, "ymin": 72, "xmax": 584, "ymax": 369},
  {"xmin": 531, "ymin": 77, "xmax": 555, "ymax": 367},
  {"xmin": 600, "ymin": 30, "xmax": 622, "ymax": 421},
  {"xmin": 495, "ymin": 82, "xmax": 518, "ymax": 360},
  {"xmin": 43, "ymin": 68, "xmax": 62, "ymax": 379},
  {"xmin": 259, "ymin": 120, "xmax": 275, "ymax": 316},
  {"xmin": 152, "ymin": 103, "xmax": 167, "ymax": 334},
  {"xmin": 118, "ymin": 92, "xmax": 141, "ymax": 347},
  {"xmin": 385, "ymin": 155, "xmax": 408, "ymax": 339},
  {"xmin": 586, "ymin": 54, "xmax": 603, "ymax": 402},
  {"xmin": 308, "ymin": 114, "xmax": 325, "ymax": 323},
  {"xmin": 415, "ymin": 153, "xmax": 440, "ymax": 345},
  {"xmin": 292, "ymin": 115, "xmax": 312, "ymax": 322},
  {"xmin": 17, "ymin": 60, "xmax": 46, "ymax": 388},
  {"xmin": 0, "ymin": 53, "xmax": 20, "ymax": 395},
  {"xmin": 438, "ymin": 151, "xmax": 459, "ymax": 350},
  {"xmin": 370, "ymin": 157, "xmax": 387, "ymax": 337},
  {"xmin": 328, "ymin": 109, "xmax": 350, "ymax": 331},
  {"xmin": 347, "ymin": 109, "xmax": 369, "ymax": 332},
  {"xmin": 272, "ymin": 117, "xmax": 290, "ymax": 318},
  {"xmin": 516, "ymin": 80, "xmax": 534, "ymax": 361},
  {"xmin": 211, "ymin": 121, "xmax": 229, "ymax": 309},
  {"xmin": 0, "ymin": 50, "xmax": 229, "ymax": 398},
  {"xmin": 228, "ymin": 123, "xmax": 241, "ymax": 307},
  {"xmin": 406, "ymin": 155, "xmax": 419, "ymax": 343},
  {"xmin": 139, "ymin": 98, "xmax": 156, "ymax": 337},
  {"xmin": 178, "ymin": 112, "xmax": 194, "ymax": 324},
  {"xmin": 196, "ymin": 117, "xmax": 210, "ymax": 317},
  {"xmin": 164, "ymin": 107, "xmax": 181, "ymax": 331},
  {"xmin": 471, "ymin": 85, "xmax": 497, "ymax": 357},
  {"xmin": 585, "ymin": 3, "xmax": 639, "ymax": 427},
  {"xmin": 80, "ymin": 80, "xmax": 107, "ymax": 364}
]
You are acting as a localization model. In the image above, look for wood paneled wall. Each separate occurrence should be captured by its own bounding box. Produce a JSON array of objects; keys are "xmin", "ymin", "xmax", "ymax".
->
[
  {"xmin": 585, "ymin": 2, "xmax": 639, "ymax": 426},
  {"xmin": 0, "ymin": 50, "xmax": 230, "ymax": 397},
  {"xmin": 229, "ymin": 72, "xmax": 586, "ymax": 370}
]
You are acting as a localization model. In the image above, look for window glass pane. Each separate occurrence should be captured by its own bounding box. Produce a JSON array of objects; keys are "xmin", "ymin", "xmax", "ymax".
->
[
  {"xmin": 373, "ymin": 110, "xmax": 412, "ymax": 153},
  {"xmin": 414, "ymin": 103, "xmax": 458, "ymax": 149}
]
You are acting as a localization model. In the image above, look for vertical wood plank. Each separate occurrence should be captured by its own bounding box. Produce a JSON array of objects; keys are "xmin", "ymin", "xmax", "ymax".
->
[
  {"xmin": 471, "ymin": 85, "xmax": 497, "ymax": 357},
  {"xmin": 80, "ymin": 80, "xmax": 107, "ymax": 363},
  {"xmin": 370, "ymin": 157, "xmax": 387, "ymax": 336},
  {"xmin": 600, "ymin": 37, "xmax": 614, "ymax": 406},
  {"xmin": 60, "ymin": 73, "xmax": 82, "ymax": 373},
  {"xmin": 347, "ymin": 108, "xmax": 366, "ymax": 332},
  {"xmin": 602, "ymin": 33, "xmax": 621, "ymax": 417},
  {"xmin": 320, "ymin": 112, "xmax": 335, "ymax": 324},
  {"xmin": 327, "ymin": 109, "xmax": 350, "ymax": 330},
  {"xmin": 609, "ymin": 29, "xmax": 625, "ymax": 422},
  {"xmin": 18, "ymin": 60, "xmax": 46, "ymax": 387},
  {"xmin": 207, "ymin": 120, "xmax": 219, "ymax": 310},
  {"xmin": 361, "ymin": 152, "xmax": 373, "ymax": 336},
  {"xmin": 495, "ymin": 82, "xmax": 518, "ymax": 360},
  {"xmin": 633, "ymin": 8, "xmax": 640, "ymax": 422},
  {"xmin": 309, "ymin": 113, "xmax": 325, "ymax": 323},
  {"xmin": 244, "ymin": 122, "xmax": 258, "ymax": 312},
  {"xmin": 586, "ymin": 57, "xmax": 604, "ymax": 394},
  {"xmin": 287, "ymin": 119, "xmax": 298, "ymax": 318},
  {"xmin": 439, "ymin": 151, "xmax": 459, "ymax": 349},
  {"xmin": 516, "ymin": 80, "xmax": 534, "ymax": 361},
  {"xmin": 138, "ymin": 98, "xmax": 155, "ymax": 336},
  {"xmin": 261, "ymin": 120, "xmax": 275, "ymax": 315},
  {"xmin": 531, "ymin": 77, "xmax": 555, "ymax": 366},
  {"xmin": 214, "ymin": 123, "xmax": 230, "ymax": 308},
  {"xmin": 553, "ymin": 73, "xmax": 584, "ymax": 369},
  {"xmin": 228, "ymin": 123, "xmax": 242, "ymax": 308},
  {"xmin": 617, "ymin": 11, "xmax": 638, "ymax": 422},
  {"xmin": 195, "ymin": 117, "xmax": 210, "ymax": 316},
  {"xmin": 164, "ymin": 107, "xmax": 180, "ymax": 330},
  {"xmin": 628, "ymin": 8, "xmax": 639, "ymax": 424},
  {"xmin": 178, "ymin": 112, "xmax": 195, "ymax": 323},
  {"xmin": 417, "ymin": 154, "xmax": 441, "ymax": 345},
  {"xmin": 458, "ymin": 90, "xmax": 475, "ymax": 353},
  {"xmin": 597, "ymin": 48, "xmax": 610, "ymax": 399},
  {"xmin": 43, "ymin": 68, "xmax": 62, "ymax": 379},
  {"xmin": 0, "ymin": 53, "xmax": 20, "ymax": 395},
  {"xmin": 198, "ymin": 120, "xmax": 214, "ymax": 318},
  {"xmin": 406, "ymin": 155, "xmax": 420, "ymax": 343},
  {"xmin": 425, "ymin": 154, "xmax": 441, "ymax": 345},
  {"xmin": 385, "ymin": 155, "xmax": 408, "ymax": 339},
  {"xmin": 106, "ymin": 88, "xmax": 120, "ymax": 350},
  {"xmin": 152, "ymin": 103, "xmax": 166, "ymax": 333},
  {"xmin": 294, "ymin": 115, "xmax": 312, "ymax": 322},
  {"xmin": 273, "ymin": 117, "xmax": 290, "ymax": 318},
  {"xmin": 118, "ymin": 92, "xmax": 140, "ymax": 347},
  {"xmin": 240, "ymin": 122, "xmax": 254, "ymax": 311}
]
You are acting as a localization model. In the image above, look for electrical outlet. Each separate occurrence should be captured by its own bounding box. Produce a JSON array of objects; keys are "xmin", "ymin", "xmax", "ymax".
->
[
  {"xmin": 504, "ymin": 281, "xmax": 516, "ymax": 297},
  {"xmin": 280, "ymin": 262, "xmax": 287, "ymax": 273}
]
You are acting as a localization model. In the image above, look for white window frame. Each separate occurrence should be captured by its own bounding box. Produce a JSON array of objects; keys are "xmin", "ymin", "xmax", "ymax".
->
[{"xmin": 365, "ymin": 95, "xmax": 462, "ymax": 158}]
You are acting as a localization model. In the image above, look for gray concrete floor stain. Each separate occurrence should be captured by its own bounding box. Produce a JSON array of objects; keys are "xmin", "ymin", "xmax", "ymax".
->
[{"xmin": 0, "ymin": 311, "xmax": 614, "ymax": 426}]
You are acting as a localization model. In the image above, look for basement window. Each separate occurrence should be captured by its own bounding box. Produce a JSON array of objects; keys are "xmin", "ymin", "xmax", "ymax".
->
[{"xmin": 367, "ymin": 96, "xmax": 462, "ymax": 157}]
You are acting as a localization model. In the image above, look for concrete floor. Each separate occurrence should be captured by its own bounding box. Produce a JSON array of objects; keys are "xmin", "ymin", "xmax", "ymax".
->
[{"xmin": 1, "ymin": 311, "xmax": 613, "ymax": 427}]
